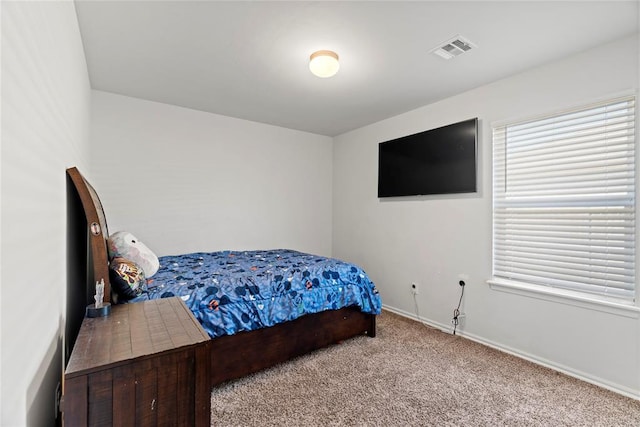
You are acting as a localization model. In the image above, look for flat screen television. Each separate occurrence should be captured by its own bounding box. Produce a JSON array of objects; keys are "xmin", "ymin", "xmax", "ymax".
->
[{"xmin": 377, "ymin": 118, "xmax": 478, "ymax": 197}]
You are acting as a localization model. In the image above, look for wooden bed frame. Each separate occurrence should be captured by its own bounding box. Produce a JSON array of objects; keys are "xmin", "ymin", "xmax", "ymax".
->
[{"xmin": 65, "ymin": 166, "xmax": 376, "ymax": 389}]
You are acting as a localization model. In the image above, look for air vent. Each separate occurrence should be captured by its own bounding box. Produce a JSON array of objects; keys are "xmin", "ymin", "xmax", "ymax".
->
[{"xmin": 431, "ymin": 35, "xmax": 476, "ymax": 60}]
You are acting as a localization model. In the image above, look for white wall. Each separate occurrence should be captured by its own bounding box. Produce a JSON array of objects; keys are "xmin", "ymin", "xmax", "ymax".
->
[
  {"xmin": 333, "ymin": 34, "xmax": 640, "ymax": 398},
  {"xmin": 1, "ymin": 1, "xmax": 91, "ymax": 425},
  {"xmin": 90, "ymin": 91, "xmax": 333, "ymax": 258}
]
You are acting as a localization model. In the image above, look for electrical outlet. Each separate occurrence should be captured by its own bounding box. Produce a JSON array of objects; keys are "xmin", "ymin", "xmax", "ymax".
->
[
  {"xmin": 457, "ymin": 312, "xmax": 466, "ymax": 325},
  {"xmin": 55, "ymin": 381, "xmax": 62, "ymax": 417},
  {"xmin": 411, "ymin": 282, "xmax": 419, "ymax": 295},
  {"xmin": 451, "ymin": 312, "xmax": 466, "ymax": 329}
]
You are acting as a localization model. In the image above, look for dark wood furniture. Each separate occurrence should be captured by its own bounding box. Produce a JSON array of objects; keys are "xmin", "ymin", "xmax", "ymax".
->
[
  {"xmin": 64, "ymin": 166, "xmax": 376, "ymax": 422},
  {"xmin": 64, "ymin": 298, "xmax": 211, "ymax": 427}
]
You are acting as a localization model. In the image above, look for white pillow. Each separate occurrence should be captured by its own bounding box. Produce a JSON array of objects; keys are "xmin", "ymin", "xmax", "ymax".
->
[{"xmin": 107, "ymin": 231, "xmax": 159, "ymax": 278}]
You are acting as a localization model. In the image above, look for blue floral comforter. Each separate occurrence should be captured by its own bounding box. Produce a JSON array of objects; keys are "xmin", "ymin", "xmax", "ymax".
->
[{"xmin": 133, "ymin": 249, "xmax": 382, "ymax": 338}]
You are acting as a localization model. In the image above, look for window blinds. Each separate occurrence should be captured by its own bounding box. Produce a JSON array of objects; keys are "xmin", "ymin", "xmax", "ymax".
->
[{"xmin": 493, "ymin": 96, "xmax": 636, "ymax": 301}]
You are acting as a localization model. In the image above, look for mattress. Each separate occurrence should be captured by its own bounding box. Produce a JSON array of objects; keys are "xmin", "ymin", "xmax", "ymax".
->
[{"xmin": 133, "ymin": 249, "xmax": 382, "ymax": 338}]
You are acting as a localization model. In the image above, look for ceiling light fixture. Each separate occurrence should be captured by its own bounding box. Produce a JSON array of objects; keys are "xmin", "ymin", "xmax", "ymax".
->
[{"xmin": 309, "ymin": 50, "xmax": 339, "ymax": 78}]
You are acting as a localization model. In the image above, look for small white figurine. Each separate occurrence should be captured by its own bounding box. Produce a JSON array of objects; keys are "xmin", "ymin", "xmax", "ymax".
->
[{"xmin": 95, "ymin": 279, "xmax": 105, "ymax": 308}]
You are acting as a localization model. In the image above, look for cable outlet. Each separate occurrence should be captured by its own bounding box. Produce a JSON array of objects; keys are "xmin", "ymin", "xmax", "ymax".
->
[{"xmin": 411, "ymin": 282, "xmax": 419, "ymax": 295}]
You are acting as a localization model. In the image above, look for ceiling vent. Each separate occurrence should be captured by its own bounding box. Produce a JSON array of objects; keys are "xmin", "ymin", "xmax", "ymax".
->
[{"xmin": 431, "ymin": 35, "xmax": 476, "ymax": 60}]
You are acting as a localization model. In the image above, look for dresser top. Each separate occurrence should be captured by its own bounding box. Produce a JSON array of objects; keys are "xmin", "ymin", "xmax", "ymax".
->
[{"xmin": 65, "ymin": 297, "xmax": 210, "ymax": 377}]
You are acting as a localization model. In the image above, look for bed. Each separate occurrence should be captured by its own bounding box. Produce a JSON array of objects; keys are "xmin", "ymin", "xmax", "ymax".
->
[{"xmin": 65, "ymin": 166, "xmax": 380, "ymax": 411}]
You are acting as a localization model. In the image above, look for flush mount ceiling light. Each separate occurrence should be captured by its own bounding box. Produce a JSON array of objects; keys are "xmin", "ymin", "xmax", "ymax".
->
[{"xmin": 309, "ymin": 50, "xmax": 339, "ymax": 78}]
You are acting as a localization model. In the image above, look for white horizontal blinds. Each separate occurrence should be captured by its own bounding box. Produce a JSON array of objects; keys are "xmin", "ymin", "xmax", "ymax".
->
[{"xmin": 493, "ymin": 96, "xmax": 636, "ymax": 301}]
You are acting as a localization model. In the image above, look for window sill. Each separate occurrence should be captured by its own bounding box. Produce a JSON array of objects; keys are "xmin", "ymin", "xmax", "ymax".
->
[{"xmin": 487, "ymin": 278, "xmax": 640, "ymax": 319}]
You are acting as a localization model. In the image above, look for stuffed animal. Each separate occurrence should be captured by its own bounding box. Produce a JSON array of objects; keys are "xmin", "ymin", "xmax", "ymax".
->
[
  {"xmin": 109, "ymin": 256, "xmax": 146, "ymax": 301},
  {"xmin": 107, "ymin": 231, "xmax": 159, "ymax": 278}
]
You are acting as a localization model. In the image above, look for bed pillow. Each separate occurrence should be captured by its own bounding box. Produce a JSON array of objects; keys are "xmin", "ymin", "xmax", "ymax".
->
[
  {"xmin": 107, "ymin": 231, "xmax": 159, "ymax": 278},
  {"xmin": 109, "ymin": 256, "xmax": 146, "ymax": 302}
]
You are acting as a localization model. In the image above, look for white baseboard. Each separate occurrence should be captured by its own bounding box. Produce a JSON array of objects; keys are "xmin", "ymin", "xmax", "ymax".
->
[
  {"xmin": 382, "ymin": 305, "xmax": 453, "ymax": 334},
  {"xmin": 381, "ymin": 304, "xmax": 640, "ymax": 401}
]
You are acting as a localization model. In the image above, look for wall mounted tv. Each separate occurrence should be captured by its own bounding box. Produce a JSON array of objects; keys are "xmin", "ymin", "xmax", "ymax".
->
[{"xmin": 377, "ymin": 118, "xmax": 478, "ymax": 198}]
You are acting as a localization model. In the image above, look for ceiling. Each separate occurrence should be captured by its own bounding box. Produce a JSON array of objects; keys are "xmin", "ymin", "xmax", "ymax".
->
[{"xmin": 75, "ymin": 1, "xmax": 639, "ymax": 137}]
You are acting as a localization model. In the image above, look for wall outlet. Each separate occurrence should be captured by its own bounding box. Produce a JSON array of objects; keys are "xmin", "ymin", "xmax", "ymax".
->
[
  {"xmin": 55, "ymin": 381, "xmax": 62, "ymax": 417},
  {"xmin": 452, "ymin": 312, "xmax": 466, "ymax": 329},
  {"xmin": 411, "ymin": 282, "xmax": 419, "ymax": 295}
]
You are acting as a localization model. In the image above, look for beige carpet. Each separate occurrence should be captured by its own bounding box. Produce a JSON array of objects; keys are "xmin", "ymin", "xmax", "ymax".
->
[{"xmin": 210, "ymin": 310, "xmax": 640, "ymax": 426}]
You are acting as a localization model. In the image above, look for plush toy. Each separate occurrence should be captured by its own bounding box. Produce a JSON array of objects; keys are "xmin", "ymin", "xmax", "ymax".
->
[
  {"xmin": 107, "ymin": 231, "xmax": 159, "ymax": 278},
  {"xmin": 109, "ymin": 256, "xmax": 146, "ymax": 301}
]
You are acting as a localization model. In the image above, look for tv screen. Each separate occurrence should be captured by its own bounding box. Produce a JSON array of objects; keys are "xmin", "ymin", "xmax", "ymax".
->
[{"xmin": 378, "ymin": 118, "xmax": 478, "ymax": 197}]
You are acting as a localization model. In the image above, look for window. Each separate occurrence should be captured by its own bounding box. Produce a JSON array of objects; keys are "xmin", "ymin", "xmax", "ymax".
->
[{"xmin": 492, "ymin": 96, "xmax": 636, "ymax": 302}]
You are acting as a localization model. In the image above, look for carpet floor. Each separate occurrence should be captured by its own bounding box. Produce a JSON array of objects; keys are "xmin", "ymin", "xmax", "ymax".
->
[{"xmin": 210, "ymin": 310, "xmax": 640, "ymax": 426}]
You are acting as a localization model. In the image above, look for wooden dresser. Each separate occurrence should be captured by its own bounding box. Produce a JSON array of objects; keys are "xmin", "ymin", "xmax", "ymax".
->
[{"xmin": 63, "ymin": 297, "xmax": 211, "ymax": 426}]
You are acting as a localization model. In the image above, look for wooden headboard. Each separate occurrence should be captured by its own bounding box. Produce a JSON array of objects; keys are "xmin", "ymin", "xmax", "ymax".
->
[{"xmin": 65, "ymin": 167, "xmax": 112, "ymax": 362}]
